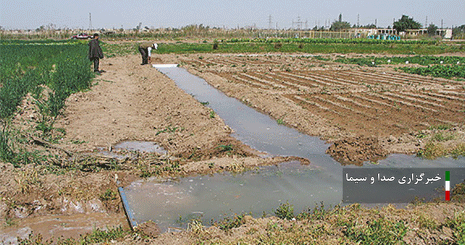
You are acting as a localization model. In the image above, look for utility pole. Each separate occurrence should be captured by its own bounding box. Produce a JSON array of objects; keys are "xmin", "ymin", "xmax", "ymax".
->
[
  {"xmin": 425, "ymin": 16, "xmax": 428, "ymax": 27},
  {"xmin": 375, "ymin": 19, "xmax": 377, "ymax": 28},
  {"xmin": 357, "ymin": 14, "xmax": 360, "ymax": 27},
  {"xmin": 441, "ymin": 19, "xmax": 444, "ymax": 29}
]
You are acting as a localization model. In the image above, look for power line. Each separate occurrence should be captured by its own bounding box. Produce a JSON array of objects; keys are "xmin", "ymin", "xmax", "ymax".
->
[
  {"xmin": 268, "ymin": 15, "xmax": 273, "ymax": 29},
  {"xmin": 89, "ymin": 13, "xmax": 92, "ymax": 30},
  {"xmin": 292, "ymin": 16, "xmax": 304, "ymax": 30}
]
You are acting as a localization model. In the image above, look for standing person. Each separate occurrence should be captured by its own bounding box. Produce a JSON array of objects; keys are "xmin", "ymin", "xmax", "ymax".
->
[
  {"xmin": 138, "ymin": 42, "xmax": 158, "ymax": 65},
  {"xmin": 88, "ymin": 33, "xmax": 104, "ymax": 73}
]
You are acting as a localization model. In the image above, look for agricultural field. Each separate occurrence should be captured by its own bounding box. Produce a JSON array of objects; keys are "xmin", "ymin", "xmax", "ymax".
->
[
  {"xmin": 0, "ymin": 38, "xmax": 465, "ymax": 244},
  {"xmin": 175, "ymin": 52, "xmax": 465, "ymax": 164}
]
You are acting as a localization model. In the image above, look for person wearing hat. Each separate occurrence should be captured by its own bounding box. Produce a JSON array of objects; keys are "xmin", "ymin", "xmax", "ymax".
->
[
  {"xmin": 88, "ymin": 33, "xmax": 104, "ymax": 72},
  {"xmin": 138, "ymin": 42, "xmax": 158, "ymax": 65}
]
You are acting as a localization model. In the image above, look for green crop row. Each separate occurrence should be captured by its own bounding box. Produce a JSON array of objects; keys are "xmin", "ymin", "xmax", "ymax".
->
[
  {"xmin": 334, "ymin": 55, "xmax": 465, "ymax": 66},
  {"xmin": 154, "ymin": 40, "xmax": 462, "ymax": 55},
  {"xmin": 0, "ymin": 39, "xmax": 94, "ymax": 165},
  {"xmin": 398, "ymin": 65, "xmax": 465, "ymax": 79},
  {"xmin": 226, "ymin": 38, "xmax": 439, "ymax": 45}
]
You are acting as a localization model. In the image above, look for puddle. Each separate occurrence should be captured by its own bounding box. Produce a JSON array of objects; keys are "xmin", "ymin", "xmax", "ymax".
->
[
  {"xmin": 119, "ymin": 65, "xmax": 465, "ymax": 231},
  {"xmin": 113, "ymin": 141, "xmax": 166, "ymax": 154},
  {"xmin": 97, "ymin": 141, "xmax": 166, "ymax": 159}
]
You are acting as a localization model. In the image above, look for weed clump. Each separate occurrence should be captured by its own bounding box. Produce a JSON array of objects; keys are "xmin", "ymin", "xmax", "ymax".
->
[
  {"xmin": 213, "ymin": 214, "xmax": 246, "ymax": 231},
  {"xmin": 344, "ymin": 218, "xmax": 408, "ymax": 244},
  {"xmin": 417, "ymin": 142, "xmax": 465, "ymax": 160},
  {"xmin": 275, "ymin": 201, "xmax": 294, "ymax": 220}
]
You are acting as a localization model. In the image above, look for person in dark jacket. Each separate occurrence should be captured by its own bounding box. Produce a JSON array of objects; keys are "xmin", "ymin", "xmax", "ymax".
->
[
  {"xmin": 138, "ymin": 42, "xmax": 158, "ymax": 65},
  {"xmin": 88, "ymin": 33, "xmax": 104, "ymax": 72}
]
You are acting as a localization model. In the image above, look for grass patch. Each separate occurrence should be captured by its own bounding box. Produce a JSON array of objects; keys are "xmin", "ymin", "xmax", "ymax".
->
[
  {"xmin": 155, "ymin": 125, "xmax": 180, "ymax": 135},
  {"xmin": 216, "ymin": 144, "xmax": 234, "ymax": 152},
  {"xmin": 417, "ymin": 142, "xmax": 465, "ymax": 160},
  {"xmin": 429, "ymin": 124, "xmax": 452, "ymax": 130},
  {"xmin": 275, "ymin": 201, "xmax": 295, "ymax": 220},
  {"xmin": 101, "ymin": 42, "xmax": 139, "ymax": 57},
  {"xmin": 415, "ymin": 213, "xmax": 438, "ymax": 230},
  {"xmin": 445, "ymin": 211, "xmax": 465, "ymax": 243},
  {"xmin": 17, "ymin": 226, "xmax": 128, "ymax": 244},
  {"xmin": 99, "ymin": 189, "xmax": 118, "ymax": 201},
  {"xmin": 450, "ymin": 144, "xmax": 465, "ymax": 159},
  {"xmin": 139, "ymin": 159, "xmax": 182, "ymax": 178},
  {"xmin": 344, "ymin": 218, "xmax": 408, "ymax": 244},
  {"xmin": 431, "ymin": 132, "xmax": 455, "ymax": 142},
  {"xmin": 212, "ymin": 213, "xmax": 246, "ymax": 231},
  {"xmin": 417, "ymin": 142, "xmax": 446, "ymax": 159}
]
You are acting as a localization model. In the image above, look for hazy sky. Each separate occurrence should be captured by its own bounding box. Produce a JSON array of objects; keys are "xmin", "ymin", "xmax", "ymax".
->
[{"xmin": 1, "ymin": 0, "xmax": 464, "ymax": 30}]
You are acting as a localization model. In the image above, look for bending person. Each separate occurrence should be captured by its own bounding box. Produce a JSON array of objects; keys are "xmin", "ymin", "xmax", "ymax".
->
[{"xmin": 138, "ymin": 42, "xmax": 158, "ymax": 65}]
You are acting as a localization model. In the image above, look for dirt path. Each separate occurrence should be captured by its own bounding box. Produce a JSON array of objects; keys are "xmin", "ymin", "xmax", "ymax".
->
[{"xmin": 56, "ymin": 55, "xmax": 234, "ymax": 157}]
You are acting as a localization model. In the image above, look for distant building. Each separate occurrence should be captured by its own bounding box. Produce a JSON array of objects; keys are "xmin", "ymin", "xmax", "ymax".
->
[
  {"xmin": 404, "ymin": 28, "xmax": 453, "ymax": 38},
  {"xmin": 352, "ymin": 28, "xmax": 398, "ymax": 37}
]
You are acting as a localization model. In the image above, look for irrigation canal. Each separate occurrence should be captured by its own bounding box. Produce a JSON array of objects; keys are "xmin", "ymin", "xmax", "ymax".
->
[{"xmin": 118, "ymin": 65, "xmax": 465, "ymax": 232}]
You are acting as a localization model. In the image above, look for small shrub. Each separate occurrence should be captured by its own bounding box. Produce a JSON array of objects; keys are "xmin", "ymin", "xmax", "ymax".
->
[{"xmin": 275, "ymin": 201, "xmax": 294, "ymax": 220}]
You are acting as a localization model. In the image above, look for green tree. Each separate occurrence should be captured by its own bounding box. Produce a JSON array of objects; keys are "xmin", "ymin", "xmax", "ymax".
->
[
  {"xmin": 330, "ymin": 13, "xmax": 351, "ymax": 31},
  {"xmin": 363, "ymin": 24, "xmax": 377, "ymax": 29},
  {"xmin": 452, "ymin": 24, "xmax": 465, "ymax": 38},
  {"xmin": 427, "ymin": 24, "xmax": 438, "ymax": 36},
  {"xmin": 393, "ymin": 15, "xmax": 422, "ymax": 33}
]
